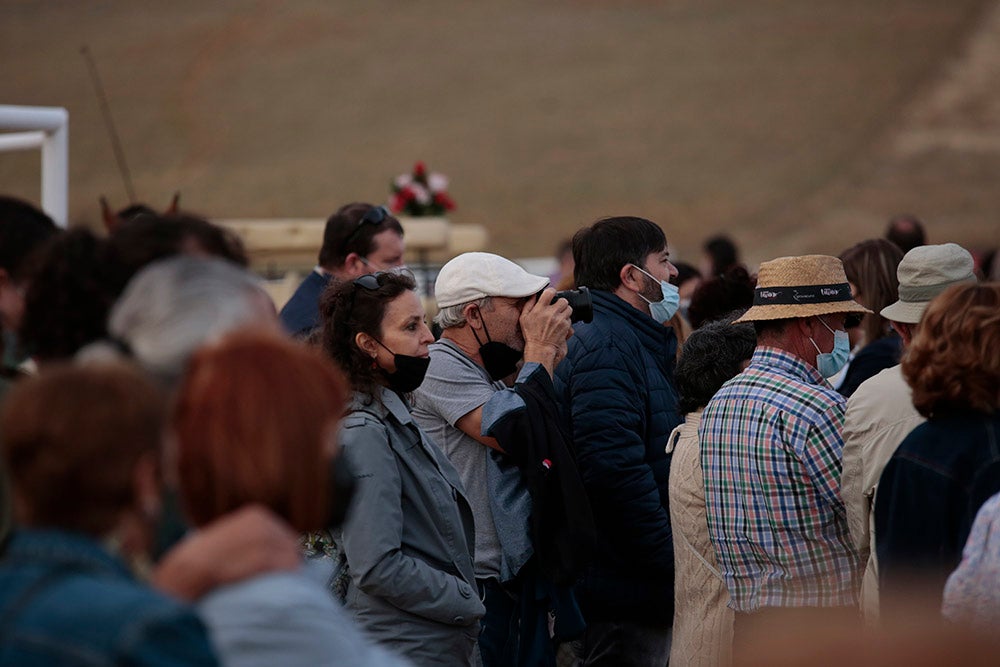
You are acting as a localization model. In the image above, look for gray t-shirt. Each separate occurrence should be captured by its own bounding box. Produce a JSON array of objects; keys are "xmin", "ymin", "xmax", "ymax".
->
[{"xmin": 411, "ymin": 339, "xmax": 504, "ymax": 579}]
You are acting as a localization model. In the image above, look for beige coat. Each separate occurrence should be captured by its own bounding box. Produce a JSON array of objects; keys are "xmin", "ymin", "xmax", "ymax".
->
[
  {"xmin": 841, "ymin": 365, "xmax": 925, "ymax": 621},
  {"xmin": 667, "ymin": 411, "xmax": 733, "ymax": 667}
]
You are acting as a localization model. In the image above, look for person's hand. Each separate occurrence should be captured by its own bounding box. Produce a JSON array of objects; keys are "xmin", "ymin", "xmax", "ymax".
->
[
  {"xmin": 152, "ymin": 504, "xmax": 301, "ymax": 602},
  {"xmin": 520, "ymin": 288, "xmax": 573, "ymax": 376}
]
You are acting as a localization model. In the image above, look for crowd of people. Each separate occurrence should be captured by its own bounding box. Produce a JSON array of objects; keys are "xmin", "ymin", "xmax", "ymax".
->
[{"xmin": 0, "ymin": 193, "xmax": 998, "ymax": 666}]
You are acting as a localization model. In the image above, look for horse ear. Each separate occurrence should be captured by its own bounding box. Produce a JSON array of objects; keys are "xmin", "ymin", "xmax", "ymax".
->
[
  {"xmin": 100, "ymin": 196, "xmax": 119, "ymax": 233},
  {"xmin": 166, "ymin": 191, "xmax": 180, "ymax": 215}
]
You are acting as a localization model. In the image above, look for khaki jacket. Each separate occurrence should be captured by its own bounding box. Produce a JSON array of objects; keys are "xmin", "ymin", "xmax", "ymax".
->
[{"xmin": 841, "ymin": 365, "xmax": 924, "ymax": 621}]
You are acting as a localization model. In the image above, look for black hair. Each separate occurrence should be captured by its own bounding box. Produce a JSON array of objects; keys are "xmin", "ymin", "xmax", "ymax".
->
[
  {"xmin": 19, "ymin": 229, "xmax": 131, "ymax": 362},
  {"xmin": 572, "ymin": 216, "xmax": 666, "ymax": 291},
  {"xmin": 676, "ymin": 318, "xmax": 756, "ymax": 414},
  {"xmin": 0, "ymin": 196, "xmax": 58, "ymax": 281},
  {"xmin": 320, "ymin": 271, "xmax": 416, "ymax": 397},
  {"xmin": 687, "ymin": 266, "xmax": 756, "ymax": 329},
  {"xmin": 885, "ymin": 214, "xmax": 926, "ymax": 254},
  {"xmin": 703, "ymin": 235, "xmax": 739, "ymax": 277},
  {"xmin": 110, "ymin": 214, "xmax": 247, "ymax": 279},
  {"xmin": 318, "ymin": 203, "xmax": 404, "ymax": 269}
]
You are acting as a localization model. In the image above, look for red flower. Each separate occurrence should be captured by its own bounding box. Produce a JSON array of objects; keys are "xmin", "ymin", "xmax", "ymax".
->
[
  {"xmin": 389, "ymin": 193, "xmax": 407, "ymax": 213},
  {"xmin": 433, "ymin": 192, "xmax": 456, "ymax": 210},
  {"xmin": 413, "ymin": 161, "xmax": 427, "ymax": 178}
]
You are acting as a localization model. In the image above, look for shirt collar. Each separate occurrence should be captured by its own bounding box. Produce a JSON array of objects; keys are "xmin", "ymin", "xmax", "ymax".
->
[{"xmin": 750, "ymin": 345, "xmax": 828, "ymax": 386}]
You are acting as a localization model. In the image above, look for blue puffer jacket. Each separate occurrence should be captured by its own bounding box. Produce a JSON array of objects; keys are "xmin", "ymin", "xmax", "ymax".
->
[{"xmin": 553, "ymin": 289, "xmax": 681, "ymax": 623}]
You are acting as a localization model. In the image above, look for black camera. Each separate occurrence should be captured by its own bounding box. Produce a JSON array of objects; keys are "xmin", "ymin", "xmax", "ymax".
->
[{"xmin": 553, "ymin": 286, "xmax": 593, "ymax": 324}]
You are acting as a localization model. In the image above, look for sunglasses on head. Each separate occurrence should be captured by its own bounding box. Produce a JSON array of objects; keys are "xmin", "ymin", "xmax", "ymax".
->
[
  {"xmin": 344, "ymin": 206, "xmax": 390, "ymax": 244},
  {"xmin": 353, "ymin": 273, "xmax": 383, "ymax": 291}
]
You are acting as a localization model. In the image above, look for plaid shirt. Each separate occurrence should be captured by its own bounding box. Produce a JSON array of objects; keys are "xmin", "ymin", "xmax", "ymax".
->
[{"xmin": 700, "ymin": 346, "xmax": 862, "ymax": 611}]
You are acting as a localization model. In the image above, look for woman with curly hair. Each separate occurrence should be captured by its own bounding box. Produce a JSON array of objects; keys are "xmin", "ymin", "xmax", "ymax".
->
[
  {"xmin": 874, "ymin": 282, "xmax": 1000, "ymax": 613},
  {"xmin": 321, "ymin": 271, "xmax": 483, "ymax": 666}
]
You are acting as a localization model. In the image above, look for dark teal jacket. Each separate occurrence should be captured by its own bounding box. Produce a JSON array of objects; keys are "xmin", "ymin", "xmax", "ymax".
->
[{"xmin": 0, "ymin": 529, "xmax": 217, "ymax": 666}]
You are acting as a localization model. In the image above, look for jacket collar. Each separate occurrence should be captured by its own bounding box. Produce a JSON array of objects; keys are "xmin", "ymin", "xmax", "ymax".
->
[
  {"xmin": 591, "ymin": 289, "xmax": 677, "ymax": 356},
  {"xmin": 3, "ymin": 528, "xmax": 134, "ymax": 580},
  {"xmin": 348, "ymin": 385, "xmax": 414, "ymax": 426}
]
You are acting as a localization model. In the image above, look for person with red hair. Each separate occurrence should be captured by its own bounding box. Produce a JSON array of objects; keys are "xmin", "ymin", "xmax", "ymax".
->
[
  {"xmin": 0, "ymin": 362, "xmax": 218, "ymax": 665},
  {"xmin": 875, "ymin": 282, "xmax": 1000, "ymax": 614},
  {"xmin": 173, "ymin": 330, "xmax": 408, "ymax": 666}
]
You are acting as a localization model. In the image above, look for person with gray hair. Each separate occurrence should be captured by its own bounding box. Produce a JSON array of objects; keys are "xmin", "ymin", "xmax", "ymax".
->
[
  {"xmin": 410, "ymin": 252, "xmax": 574, "ymax": 667},
  {"xmin": 667, "ymin": 318, "xmax": 755, "ymax": 667},
  {"xmin": 82, "ymin": 255, "xmax": 279, "ymax": 384}
]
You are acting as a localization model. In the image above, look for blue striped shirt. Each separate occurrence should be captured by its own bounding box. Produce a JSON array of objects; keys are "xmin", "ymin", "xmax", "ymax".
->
[{"xmin": 700, "ymin": 346, "xmax": 862, "ymax": 611}]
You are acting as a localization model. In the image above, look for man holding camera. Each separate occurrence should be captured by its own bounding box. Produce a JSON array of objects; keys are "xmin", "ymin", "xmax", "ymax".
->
[
  {"xmin": 552, "ymin": 216, "xmax": 682, "ymax": 667},
  {"xmin": 411, "ymin": 252, "xmax": 577, "ymax": 667}
]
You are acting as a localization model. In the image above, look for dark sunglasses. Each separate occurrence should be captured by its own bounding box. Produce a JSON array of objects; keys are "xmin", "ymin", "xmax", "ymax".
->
[
  {"xmin": 353, "ymin": 273, "xmax": 384, "ymax": 291},
  {"xmin": 344, "ymin": 206, "xmax": 390, "ymax": 244}
]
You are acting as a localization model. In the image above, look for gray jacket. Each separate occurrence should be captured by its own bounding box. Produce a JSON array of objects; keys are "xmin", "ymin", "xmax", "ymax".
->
[{"xmin": 340, "ymin": 387, "xmax": 484, "ymax": 667}]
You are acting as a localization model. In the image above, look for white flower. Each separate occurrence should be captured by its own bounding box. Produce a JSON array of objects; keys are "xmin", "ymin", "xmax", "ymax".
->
[
  {"xmin": 410, "ymin": 183, "xmax": 431, "ymax": 205},
  {"xmin": 428, "ymin": 172, "xmax": 449, "ymax": 192},
  {"xmin": 394, "ymin": 174, "xmax": 413, "ymax": 189}
]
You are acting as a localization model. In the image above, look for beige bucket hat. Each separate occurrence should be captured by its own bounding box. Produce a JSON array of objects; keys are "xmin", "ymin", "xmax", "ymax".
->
[
  {"xmin": 879, "ymin": 243, "xmax": 976, "ymax": 324},
  {"xmin": 734, "ymin": 254, "xmax": 871, "ymax": 323}
]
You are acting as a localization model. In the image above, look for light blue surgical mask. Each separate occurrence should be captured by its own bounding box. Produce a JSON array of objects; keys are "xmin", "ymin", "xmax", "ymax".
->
[
  {"xmin": 630, "ymin": 264, "xmax": 681, "ymax": 322},
  {"xmin": 809, "ymin": 316, "xmax": 851, "ymax": 378}
]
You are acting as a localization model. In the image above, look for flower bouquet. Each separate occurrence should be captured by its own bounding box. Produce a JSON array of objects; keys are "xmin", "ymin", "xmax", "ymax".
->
[{"xmin": 389, "ymin": 161, "xmax": 456, "ymax": 217}]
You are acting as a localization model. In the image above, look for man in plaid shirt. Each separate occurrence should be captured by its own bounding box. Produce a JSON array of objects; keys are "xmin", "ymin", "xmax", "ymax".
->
[{"xmin": 700, "ymin": 255, "xmax": 869, "ymax": 637}]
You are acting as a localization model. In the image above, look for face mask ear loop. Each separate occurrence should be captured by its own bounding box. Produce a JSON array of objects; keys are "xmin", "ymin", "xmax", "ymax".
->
[
  {"xmin": 808, "ymin": 336, "xmax": 822, "ymax": 354},
  {"xmin": 470, "ymin": 307, "xmax": 492, "ymax": 346},
  {"xmin": 373, "ymin": 338, "xmax": 395, "ymax": 356}
]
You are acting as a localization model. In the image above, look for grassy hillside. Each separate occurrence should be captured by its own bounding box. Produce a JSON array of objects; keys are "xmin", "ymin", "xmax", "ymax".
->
[{"xmin": 1, "ymin": 0, "xmax": 996, "ymax": 266}]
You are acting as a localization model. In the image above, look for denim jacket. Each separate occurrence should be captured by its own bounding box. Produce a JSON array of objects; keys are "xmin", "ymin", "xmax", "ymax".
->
[{"xmin": 0, "ymin": 528, "xmax": 218, "ymax": 666}]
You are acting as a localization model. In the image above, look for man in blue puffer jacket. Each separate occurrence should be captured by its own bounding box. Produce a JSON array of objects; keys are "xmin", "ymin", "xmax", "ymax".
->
[{"xmin": 553, "ymin": 216, "xmax": 682, "ymax": 667}]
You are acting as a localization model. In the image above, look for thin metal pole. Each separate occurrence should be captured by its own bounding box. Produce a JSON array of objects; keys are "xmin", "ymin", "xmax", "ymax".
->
[{"xmin": 80, "ymin": 45, "xmax": 136, "ymax": 202}]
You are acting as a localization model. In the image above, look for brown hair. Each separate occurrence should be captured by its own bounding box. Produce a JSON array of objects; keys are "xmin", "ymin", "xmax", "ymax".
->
[
  {"xmin": 839, "ymin": 239, "xmax": 903, "ymax": 345},
  {"xmin": 902, "ymin": 283, "xmax": 1000, "ymax": 418},
  {"xmin": 320, "ymin": 271, "xmax": 416, "ymax": 397},
  {"xmin": 0, "ymin": 362, "xmax": 165, "ymax": 536},
  {"xmin": 173, "ymin": 331, "xmax": 348, "ymax": 532}
]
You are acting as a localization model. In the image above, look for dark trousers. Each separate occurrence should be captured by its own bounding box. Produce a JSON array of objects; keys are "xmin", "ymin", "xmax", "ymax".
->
[
  {"xmin": 580, "ymin": 619, "xmax": 671, "ymax": 667},
  {"xmin": 479, "ymin": 576, "xmax": 559, "ymax": 667}
]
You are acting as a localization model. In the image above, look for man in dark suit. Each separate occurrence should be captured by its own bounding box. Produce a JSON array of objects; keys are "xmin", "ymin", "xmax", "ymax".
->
[{"xmin": 279, "ymin": 203, "xmax": 405, "ymax": 338}]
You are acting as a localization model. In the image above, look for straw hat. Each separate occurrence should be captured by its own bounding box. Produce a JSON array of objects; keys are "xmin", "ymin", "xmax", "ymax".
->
[
  {"xmin": 879, "ymin": 243, "xmax": 975, "ymax": 324},
  {"xmin": 734, "ymin": 255, "xmax": 870, "ymax": 323}
]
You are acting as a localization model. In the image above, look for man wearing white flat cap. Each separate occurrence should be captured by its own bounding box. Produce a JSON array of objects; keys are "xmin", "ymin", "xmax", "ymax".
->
[
  {"xmin": 840, "ymin": 242, "xmax": 977, "ymax": 621},
  {"xmin": 700, "ymin": 254, "xmax": 870, "ymax": 639},
  {"xmin": 411, "ymin": 252, "xmax": 575, "ymax": 667}
]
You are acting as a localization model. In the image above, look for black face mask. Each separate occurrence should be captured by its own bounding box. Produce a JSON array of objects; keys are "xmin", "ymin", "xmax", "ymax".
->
[
  {"xmin": 374, "ymin": 339, "xmax": 431, "ymax": 393},
  {"xmin": 326, "ymin": 454, "xmax": 356, "ymax": 530},
  {"xmin": 384, "ymin": 353, "xmax": 431, "ymax": 393},
  {"xmin": 472, "ymin": 312, "xmax": 523, "ymax": 382}
]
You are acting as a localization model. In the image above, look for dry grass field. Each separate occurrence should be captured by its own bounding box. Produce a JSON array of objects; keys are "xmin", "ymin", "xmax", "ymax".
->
[{"xmin": 2, "ymin": 0, "xmax": 998, "ymax": 267}]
